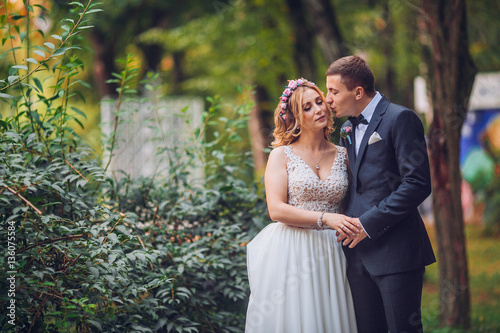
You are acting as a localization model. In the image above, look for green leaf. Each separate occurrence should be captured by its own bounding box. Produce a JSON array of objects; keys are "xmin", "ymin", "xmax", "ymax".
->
[
  {"xmin": 25, "ymin": 58, "xmax": 38, "ymax": 64},
  {"xmin": 89, "ymin": 267, "xmax": 99, "ymax": 278},
  {"xmin": 51, "ymin": 184, "xmax": 65, "ymax": 194},
  {"xmin": 68, "ymin": 2, "xmax": 85, "ymax": 8},
  {"xmin": 0, "ymin": 93, "xmax": 15, "ymax": 99},
  {"xmin": 87, "ymin": 320, "xmax": 102, "ymax": 331},
  {"xmin": 44, "ymin": 42, "xmax": 55, "ymax": 50},
  {"xmin": 33, "ymin": 78, "xmax": 44, "ymax": 93},
  {"xmin": 108, "ymin": 253, "xmax": 118, "ymax": 265},
  {"xmin": 12, "ymin": 65, "xmax": 28, "ymax": 71},
  {"xmin": 76, "ymin": 179, "xmax": 88, "ymax": 188},
  {"xmin": 53, "ymin": 47, "xmax": 80, "ymax": 57},
  {"xmin": 7, "ymin": 76, "xmax": 19, "ymax": 85},
  {"xmin": 154, "ymin": 318, "xmax": 168, "ymax": 331},
  {"xmin": 0, "ymin": 120, "xmax": 8, "ymax": 130},
  {"xmin": 73, "ymin": 117, "xmax": 84, "ymax": 129},
  {"xmin": 136, "ymin": 252, "xmax": 146, "ymax": 264},
  {"xmin": 10, "ymin": 14, "xmax": 25, "ymax": 21},
  {"xmin": 51, "ymin": 34, "xmax": 62, "ymax": 41},
  {"xmin": 20, "ymin": 83, "xmax": 40, "ymax": 93},
  {"xmin": 19, "ymin": 31, "xmax": 27, "ymax": 43},
  {"xmin": 33, "ymin": 50, "xmax": 45, "ymax": 57},
  {"xmin": 85, "ymin": 9, "xmax": 103, "ymax": 15}
]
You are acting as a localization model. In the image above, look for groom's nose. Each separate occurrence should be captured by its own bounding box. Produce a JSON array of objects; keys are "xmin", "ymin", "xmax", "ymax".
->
[
  {"xmin": 325, "ymin": 92, "xmax": 333, "ymax": 103},
  {"xmin": 326, "ymin": 95, "xmax": 334, "ymax": 108}
]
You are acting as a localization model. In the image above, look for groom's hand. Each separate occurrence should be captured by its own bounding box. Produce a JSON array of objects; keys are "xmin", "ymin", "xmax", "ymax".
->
[
  {"xmin": 345, "ymin": 228, "xmax": 367, "ymax": 248},
  {"xmin": 337, "ymin": 217, "xmax": 367, "ymax": 248},
  {"xmin": 336, "ymin": 216, "xmax": 361, "ymax": 244}
]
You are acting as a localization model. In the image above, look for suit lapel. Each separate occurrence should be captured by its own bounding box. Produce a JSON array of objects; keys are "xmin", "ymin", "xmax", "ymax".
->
[
  {"xmin": 353, "ymin": 96, "xmax": 389, "ymax": 179},
  {"xmin": 347, "ymin": 126, "xmax": 356, "ymax": 165}
]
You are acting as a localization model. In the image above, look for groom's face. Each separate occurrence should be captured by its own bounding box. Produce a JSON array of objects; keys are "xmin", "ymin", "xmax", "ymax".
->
[{"xmin": 326, "ymin": 75, "xmax": 357, "ymax": 118}]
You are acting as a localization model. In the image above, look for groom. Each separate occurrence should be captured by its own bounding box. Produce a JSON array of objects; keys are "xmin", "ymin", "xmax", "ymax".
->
[{"xmin": 326, "ymin": 56, "xmax": 436, "ymax": 333}]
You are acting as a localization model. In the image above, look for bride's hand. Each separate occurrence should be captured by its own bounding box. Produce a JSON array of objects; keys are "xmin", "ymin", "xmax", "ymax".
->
[{"xmin": 323, "ymin": 213, "xmax": 360, "ymax": 236}]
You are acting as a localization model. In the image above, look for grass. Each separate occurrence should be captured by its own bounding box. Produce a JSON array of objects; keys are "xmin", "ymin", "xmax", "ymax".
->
[{"xmin": 422, "ymin": 224, "xmax": 500, "ymax": 332}]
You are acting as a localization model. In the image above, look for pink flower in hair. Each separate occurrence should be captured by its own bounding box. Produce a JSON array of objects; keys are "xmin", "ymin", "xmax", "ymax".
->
[{"xmin": 277, "ymin": 78, "xmax": 317, "ymax": 119}]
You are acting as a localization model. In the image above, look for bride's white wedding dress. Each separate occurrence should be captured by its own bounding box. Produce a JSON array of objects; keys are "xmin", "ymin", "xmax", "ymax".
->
[{"xmin": 245, "ymin": 145, "xmax": 357, "ymax": 333}]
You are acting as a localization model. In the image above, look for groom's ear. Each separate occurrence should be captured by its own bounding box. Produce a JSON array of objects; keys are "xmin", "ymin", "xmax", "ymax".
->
[{"xmin": 354, "ymin": 86, "xmax": 364, "ymax": 100}]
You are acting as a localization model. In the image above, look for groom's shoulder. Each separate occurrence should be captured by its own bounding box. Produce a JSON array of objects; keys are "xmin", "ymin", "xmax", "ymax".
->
[
  {"xmin": 384, "ymin": 99, "xmax": 410, "ymax": 115},
  {"xmin": 382, "ymin": 99, "xmax": 417, "ymax": 121}
]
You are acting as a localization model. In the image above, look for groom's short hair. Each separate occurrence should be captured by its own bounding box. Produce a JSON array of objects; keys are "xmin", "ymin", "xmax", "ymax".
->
[{"xmin": 326, "ymin": 56, "xmax": 375, "ymax": 95}]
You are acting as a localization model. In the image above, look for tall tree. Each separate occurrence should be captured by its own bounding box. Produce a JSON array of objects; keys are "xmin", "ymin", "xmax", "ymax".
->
[
  {"xmin": 285, "ymin": 0, "xmax": 317, "ymax": 81},
  {"xmin": 301, "ymin": 0, "xmax": 349, "ymax": 64},
  {"xmin": 421, "ymin": 0, "xmax": 476, "ymax": 328}
]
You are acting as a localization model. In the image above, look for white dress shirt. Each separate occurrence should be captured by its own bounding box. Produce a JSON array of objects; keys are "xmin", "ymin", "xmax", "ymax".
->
[
  {"xmin": 353, "ymin": 92, "xmax": 382, "ymax": 239},
  {"xmin": 355, "ymin": 92, "xmax": 382, "ymax": 155}
]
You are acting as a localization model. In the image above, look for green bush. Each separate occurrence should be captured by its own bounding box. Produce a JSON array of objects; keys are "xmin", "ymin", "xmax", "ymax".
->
[{"xmin": 0, "ymin": 2, "xmax": 267, "ymax": 331}]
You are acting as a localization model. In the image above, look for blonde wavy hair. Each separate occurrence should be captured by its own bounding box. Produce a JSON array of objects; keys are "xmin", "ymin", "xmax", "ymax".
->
[{"xmin": 271, "ymin": 82, "xmax": 334, "ymax": 147}]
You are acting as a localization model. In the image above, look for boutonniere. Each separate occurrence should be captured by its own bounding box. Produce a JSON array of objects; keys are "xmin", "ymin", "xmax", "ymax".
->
[{"xmin": 340, "ymin": 126, "xmax": 352, "ymax": 144}]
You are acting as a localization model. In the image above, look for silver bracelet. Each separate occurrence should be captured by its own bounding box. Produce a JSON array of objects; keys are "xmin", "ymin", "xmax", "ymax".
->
[{"xmin": 317, "ymin": 212, "xmax": 325, "ymax": 229}]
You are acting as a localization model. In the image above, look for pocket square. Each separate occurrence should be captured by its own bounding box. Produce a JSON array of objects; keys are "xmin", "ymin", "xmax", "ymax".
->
[{"xmin": 368, "ymin": 132, "xmax": 382, "ymax": 145}]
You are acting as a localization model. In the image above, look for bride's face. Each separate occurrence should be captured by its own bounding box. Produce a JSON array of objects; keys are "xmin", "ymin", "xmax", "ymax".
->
[{"xmin": 299, "ymin": 88, "xmax": 328, "ymax": 132}]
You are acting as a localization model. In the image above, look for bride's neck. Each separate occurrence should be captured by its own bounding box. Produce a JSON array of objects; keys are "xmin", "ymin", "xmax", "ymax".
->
[{"xmin": 296, "ymin": 135, "xmax": 327, "ymax": 152}]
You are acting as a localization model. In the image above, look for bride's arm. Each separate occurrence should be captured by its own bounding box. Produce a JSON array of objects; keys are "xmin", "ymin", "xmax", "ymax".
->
[{"xmin": 265, "ymin": 147, "xmax": 358, "ymax": 235}]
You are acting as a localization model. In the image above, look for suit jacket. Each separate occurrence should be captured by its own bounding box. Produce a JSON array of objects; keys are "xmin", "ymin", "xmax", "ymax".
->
[{"xmin": 340, "ymin": 96, "xmax": 436, "ymax": 276}]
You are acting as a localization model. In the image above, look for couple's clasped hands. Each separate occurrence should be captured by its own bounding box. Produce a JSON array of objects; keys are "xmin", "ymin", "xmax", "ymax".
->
[{"xmin": 323, "ymin": 214, "xmax": 367, "ymax": 248}]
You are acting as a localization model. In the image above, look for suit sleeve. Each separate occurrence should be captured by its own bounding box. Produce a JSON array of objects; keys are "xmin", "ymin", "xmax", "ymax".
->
[{"xmin": 359, "ymin": 109, "xmax": 431, "ymax": 240}]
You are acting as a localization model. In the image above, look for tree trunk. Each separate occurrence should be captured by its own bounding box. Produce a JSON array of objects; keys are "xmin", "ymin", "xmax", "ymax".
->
[
  {"xmin": 301, "ymin": 0, "xmax": 349, "ymax": 65},
  {"xmin": 285, "ymin": 0, "xmax": 317, "ymax": 81},
  {"xmin": 422, "ymin": 0, "xmax": 476, "ymax": 328},
  {"xmin": 171, "ymin": 51, "xmax": 185, "ymax": 94},
  {"xmin": 249, "ymin": 85, "xmax": 270, "ymax": 176},
  {"xmin": 89, "ymin": 30, "xmax": 116, "ymax": 98},
  {"xmin": 381, "ymin": 1, "xmax": 394, "ymax": 101}
]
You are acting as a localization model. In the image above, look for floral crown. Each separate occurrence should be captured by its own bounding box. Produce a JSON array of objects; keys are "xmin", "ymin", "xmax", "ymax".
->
[{"xmin": 279, "ymin": 78, "xmax": 316, "ymax": 120}]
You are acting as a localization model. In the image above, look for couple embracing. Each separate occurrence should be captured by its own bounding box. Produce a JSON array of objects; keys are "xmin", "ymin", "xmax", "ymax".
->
[{"xmin": 245, "ymin": 56, "xmax": 436, "ymax": 333}]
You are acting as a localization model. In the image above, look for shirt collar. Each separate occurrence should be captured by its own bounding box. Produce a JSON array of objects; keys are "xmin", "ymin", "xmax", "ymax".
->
[{"xmin": 360, "ymin": 92, "xmax": 382, "ymax": 123}]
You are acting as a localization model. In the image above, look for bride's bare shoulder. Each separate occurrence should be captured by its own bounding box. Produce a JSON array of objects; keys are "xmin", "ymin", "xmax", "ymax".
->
[{"xmin": 267, "ymin": 146, "xmax": 289, "ymax": 167}]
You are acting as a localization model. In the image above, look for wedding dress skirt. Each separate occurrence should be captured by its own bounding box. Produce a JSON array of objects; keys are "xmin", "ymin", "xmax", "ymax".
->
[{"xmin": 245, "ymin": 146, "xmax": 357, "ymax": 332}]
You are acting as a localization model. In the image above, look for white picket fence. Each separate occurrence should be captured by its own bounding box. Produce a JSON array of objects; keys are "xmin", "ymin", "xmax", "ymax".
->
[{"xmin": 100, "ymin": 96, "xmax": 204, "ymax": 181}]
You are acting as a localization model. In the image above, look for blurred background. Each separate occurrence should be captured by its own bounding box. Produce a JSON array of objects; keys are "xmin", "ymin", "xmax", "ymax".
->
[{"xmin": 1, "ymin": 0, "xmax": 499, "ymax": 331}]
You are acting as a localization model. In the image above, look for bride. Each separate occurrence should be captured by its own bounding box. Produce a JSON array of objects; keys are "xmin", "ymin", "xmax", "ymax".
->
[{"xmin": 245, "ymin": 78, "xmax": 358, "ymax": 332}]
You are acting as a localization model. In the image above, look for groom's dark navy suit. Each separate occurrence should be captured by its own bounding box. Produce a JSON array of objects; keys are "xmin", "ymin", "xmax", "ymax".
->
[{"xmin": 340, "ymin": 95, "xmax": 436, "ymax": 333}]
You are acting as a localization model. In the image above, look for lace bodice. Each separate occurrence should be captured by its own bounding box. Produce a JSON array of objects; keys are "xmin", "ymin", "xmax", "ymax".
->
[{"xmin": 284, "ymin": 145, "xmax": 348, "ymax": 216}]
